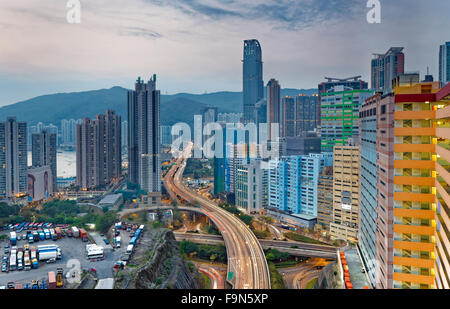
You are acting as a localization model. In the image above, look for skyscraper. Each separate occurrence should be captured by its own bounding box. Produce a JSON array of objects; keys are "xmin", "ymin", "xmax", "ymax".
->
[
  {"xmin": 439, "ymin": 41, "xmax": 450, "ymax": 86},
  {"xmin": 371, "ymin": 47, "xmax": 405, "ymax": 93},
  {"xmin": 0, "ymin": 117, "xmax": 27, "ymax": 198},
  {"xmin": 76, "ymin": 110, "xmax": 121, "ymax": 190},
  {"xmin": 282, "ymin": 96, "xmax": 295, "ymax": 138},
  {"xmin": 127, "ymin": 76, "xmax": 161, "ymax": 199},
  {"xmin": 268, "ymin": 153, "xmax": 332, "ymax": 216},
  {"xmin": 296, "ymin": 94, "xmax": 319, "ymax": 135},
  {"xmin": 235, "ymin": 160, "xmax": 268, "ymax": 214},
  {"xmin": 32, "ymin": 129, "xmax": 57, "ymax": 192},
  {"xmin": 359, "ymin": 93, "xmax": 380, "ymax": 288},
  {"xmin": 318, "ymin": 76, "xmax": 368, "ymax": 126},
  {"xmin": 320, "ymin": 84, "xmax": 373, "ymax": 152},
  {"xmin": 317, "ymin": 166, "xmax": 333, "ymax": 231},
  {"xmin": 243, "ymin": 39, "xmax": 263, "ymax": 123},
  {"xmin": 267, "ymin": 79, "xmax": 280, "ymax": 139},
  {"xmin": 329, "ymin": 143, "xmax": 360, "ymax": 242}
]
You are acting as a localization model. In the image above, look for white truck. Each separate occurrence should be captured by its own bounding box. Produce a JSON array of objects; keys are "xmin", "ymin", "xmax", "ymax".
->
[
  {"xmin": 114, "ymin": 236, "xmax": 121, "ymax": 248},
  {"xmin": 126, "ymin": 244, "xmax": 134, "ymax": 254},
  {"xmin": 9, "ymin": 251, "xmax": 17, "ymax": 271},
  {"xmin": 37, "ymin": 244, "xmax": 59, "ymax": 261},
  {"xmin": 71, "ymin": 226, "xmax": 80, "ymax": 238}
]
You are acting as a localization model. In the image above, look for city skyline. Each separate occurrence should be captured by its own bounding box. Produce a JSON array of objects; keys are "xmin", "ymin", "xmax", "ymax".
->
[{"xmin": 1, "ymin": 0, "xmax": 449, "ymax": 106}]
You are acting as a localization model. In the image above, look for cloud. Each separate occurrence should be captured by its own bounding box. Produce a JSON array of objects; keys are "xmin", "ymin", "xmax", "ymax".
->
[{"xmin": 0, "ymin": 0, "xmax": 449, "ymax": 106}]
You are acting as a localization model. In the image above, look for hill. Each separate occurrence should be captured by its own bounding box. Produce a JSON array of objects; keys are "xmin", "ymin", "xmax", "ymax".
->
[{"xmin": 0, "ymin": 86, "xmax": 317, "ymax": 126}]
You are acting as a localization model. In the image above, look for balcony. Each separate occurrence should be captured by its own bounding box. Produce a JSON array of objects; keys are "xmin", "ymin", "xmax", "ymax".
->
[
  {"xmin": 393, "ymin": 256, "xmax": 435, "ymax": 268},
  {"xmin": 393, "ymin": 272, "xmax": 435, "ymax": 285},
  {"xmin": 394, "ymin": 176, "xmax": 435, "ymax": 186},
  {"xmin": 393, "ymin": 208, "xmax": 435, "ymax": 219},
  {"xmin": 393, "ymin": 224, "xmax": 435, "ymax": 235},
  {"xmin": 394, "ymin": 192, "xmax": 435, "ymax": 203},
  {"xmin": 394, "ymin": 110, "xmax": 436, "ymax": 120},
  {"xmin": 394, "ymin": 144, "xmax": 435, "ymax": 153},
  {"xmin": 394, "ymin": 160, "xmax": 435, "ymax": 169},
  {"xmin": 393, "ymin": 240, "xmax": 435, "ymax": 252},
  {"xmin": 394, "ymin": 127, "xmax": 435, "ymax": 136}
]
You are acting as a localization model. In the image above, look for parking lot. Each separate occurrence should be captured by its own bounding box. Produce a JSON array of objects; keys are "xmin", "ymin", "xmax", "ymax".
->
[{"xmin": 0, "ymin": 225, "xmax": 135, "ymax": 288}]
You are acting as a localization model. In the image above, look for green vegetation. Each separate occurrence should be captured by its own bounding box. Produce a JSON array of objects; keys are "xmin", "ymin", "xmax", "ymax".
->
[
  {"xmin": 264, "ymin": 248, "xmax": 307, "ymax": 268},
  {"xmin": 253, "ymin": 228, "xmax": 271, "ymax": 239},
  {"xmin": 268, "ymin": 261, "xmax": 286, "ymax": 289},
  {"xmin": 184, "ymin": 159, "xmax": 213, "ymax": 179},
  {"xmin": 198, "ymin": 273, "xmax": 212, "ymax": 289},
  {"xmin": 284, "ymin": 232, "xmax": 327, "ymax": 245},
  {"xmin": 306, "ymin": 278, "xmax": 318, "ymax": 289},
  {"xmin": 179, "ymin": 240, "xmax": 227, "ymax": 263},
  {"xmin": 218, "ymin": 204, "xmax": 253, "ymax": 226},
  {"xmin": 0, "ymin": 199, "xmax": 117, "ymax": 233},
  {"xmin": 0, "ymin": 203, "xmax": 21, "ymax": 225},
  {"xmin": 203, "ymin": 224, "xmax": 220, "ymax": 235}
]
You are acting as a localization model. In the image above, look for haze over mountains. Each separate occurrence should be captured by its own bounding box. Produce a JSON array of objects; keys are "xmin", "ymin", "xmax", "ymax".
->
[{"xmin": 0, "ymin": 86, "xmax": 317, "ymax": 127}]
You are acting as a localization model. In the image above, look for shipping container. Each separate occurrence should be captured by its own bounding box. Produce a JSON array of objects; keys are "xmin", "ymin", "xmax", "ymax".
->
[{"xmin": 48, "ymin": 271, "xmax": 56, "ymax": 289}]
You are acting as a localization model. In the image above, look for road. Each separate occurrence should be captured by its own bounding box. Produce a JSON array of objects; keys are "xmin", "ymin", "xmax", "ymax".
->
[
  {"xmin": 174, "ymin": 232, "xmax": 337, "ymax": 259},
  {"xmin": 279, "ymin": 258, "xmax": 328, "ymax": 289},
  {"xmin": 163, "ymin": 143, "xmax": 271, "ymax": 289}
]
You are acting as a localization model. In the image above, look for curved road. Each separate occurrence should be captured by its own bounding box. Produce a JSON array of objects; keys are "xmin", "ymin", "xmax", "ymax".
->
[{"xmin": 164, "ymin": 143, "xmax": 271, "ymax": 289}]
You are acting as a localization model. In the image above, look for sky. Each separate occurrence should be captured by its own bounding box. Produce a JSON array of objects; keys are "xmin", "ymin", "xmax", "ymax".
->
[{"xmin": 0, "ymin": 0, "xmax": 449, "ymax": 106}]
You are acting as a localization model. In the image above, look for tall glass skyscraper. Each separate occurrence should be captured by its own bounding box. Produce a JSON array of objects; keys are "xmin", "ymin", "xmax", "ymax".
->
[
  {"xmin": 439, "ymin": 41, "xmax": 450, "ymax": 86},
  {"xmin": 127, "ymin": 76, "xmax": 161, "ymax": 196},
  {"xmin": 0, "ymin": 117, "xmax": 27, "ymax": 198},
  {"xmin": 243, "ymin": 39, "xmax": 263, "ymax": 123}
]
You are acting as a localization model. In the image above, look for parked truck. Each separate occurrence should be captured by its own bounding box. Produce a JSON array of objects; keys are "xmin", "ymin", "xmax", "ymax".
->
[
  {"xmin": 39, "ymin": 230, "xmax": 45, "ymax": 241},
  {"xmin": 9, "ymin": 253, "xmax": 17, "ymax": 271},
  {"xmin": 27, "ymin": 232, "xmax": 34, "ymax": 243},
  {"xmin": 48, "ymin": 271, "xmax": 56, "ymax": 289},
  {"xmin": 79, "ymin": 228, "xmax": 88, "ymax": 242},
  {"xmin": 56, "ymin": 267, "xmax": 64, "ymax": 288},
  {"xmin": 10, "ymin": 232, "xmax": 17, "ymax": 246},
  {"xmin": 30, "ymin": 247, "xmax": 38, "ymax": 269},
  {"xmin": 71, "ymin": 226, "xmax": 80, "ymax": 238},
  {"xmin": 37, "ymin": 244, "xmax": 58, "ymax": 261},
  {"xmin": 24, "ymin": 251, "xmax": 31, "ymax": 271},
  {"xmin": 44, "ymin": 229, "xmax": 51, "ymax": 240},
  {"xmin": 55, "ymin": 228, "xmax": 62, "ymax": 239},
  {"xmin": 114, "ymin": 236, "xmax": 121, "ymax": 248}
]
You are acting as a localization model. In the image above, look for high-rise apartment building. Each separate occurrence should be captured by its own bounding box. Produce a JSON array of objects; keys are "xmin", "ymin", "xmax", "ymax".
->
[
  {"xmin": 389, "ymin": 80, "xmax": 450, "ymax": 289},
  {"xmin": 320, "ymin": 85, "xmax": 373, "ymax": 152},
  {"xmin": 127, "ymin": 76, "xmax": 161, "ymax": 198},
  {"xmin": 61, "ymin": 119, "xmax": 82, "ymax": 146},
  {"xmin": 243, "ymin": 39, "xmax": 263, "ymax": 123},
  {"xmin": 282, "ymin": 96, "xmax": 296, "ymax": 138},
  {"xmin": 317, "ymin": 166, "xmax": 334, "ymax": 231},
  {"xmin": 329, "ymin": 144, "xmax": 360, "ymax": 242},
  {"xmin": 0, "ymin": 117, "xmax": 27, "ymax": 198},
  {"xmin": 32, "ymin": 129, "xmax": 57, "ymax": 192},
  {"xmin": 439, "ymin": 42, "xmax": 450, "ymax": 86},
  {"xmin": 121, "ymin": 121, "xmax": 128, "ymax": 150},
  {"xmin": 318, "ymin": 76, "xmax": 368, "ymax": 126},
  {"xmin": 371, "ymin": 47, "xmax": 405, "ymax": 93},
  {"xmin": 268, "ymin": 153, "xmax": 332, "ymax": 216},
  {"xmin": 160, "ymin": 125, "xmax": 173, "ymax": 147},
  {"xmin": 235, "ymin": 160, "xmax": 268, "ymax": 214},
  {"xmin": 359, "ymin": 93, "xmax": 380, "ymax": 287},
  {"xmin": 296, "ymin": 94, "xmax": 319, "ymax": 136},
  {"xmin": 267, "ymin": 79, "xmax": 280, "ymax": 139},
  {"xmin": 76, "ymin": 110, "xmax": 121, "ymax": 190}
]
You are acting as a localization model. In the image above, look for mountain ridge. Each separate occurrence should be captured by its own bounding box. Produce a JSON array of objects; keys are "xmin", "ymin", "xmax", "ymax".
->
[{"xmin": 0, "ymin": 86, "xmax": 317, "ymax": 126}]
